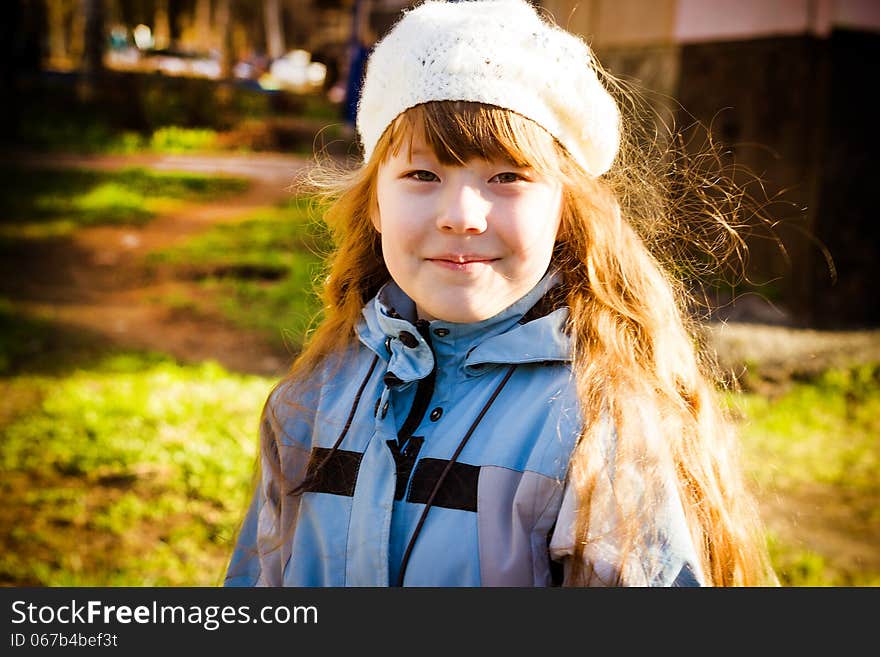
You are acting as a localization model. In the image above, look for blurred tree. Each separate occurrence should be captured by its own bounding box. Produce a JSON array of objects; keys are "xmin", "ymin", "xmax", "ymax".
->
[
  {"xmin": 2, "ymin": 0, "xmax": 45, "ymax": 145},
  {"xmin": 264, "ymin": 0, "xmax": 285, "ymax": 59},
  {"xmin": 70, "ymin": 0, "xmax": 85, "ymax": 63},
  {"xmin": 216, "ymin": 0, "xmax": 234, "ymax": 77},
  {"xmin": 194, "ymin": 0, "xmax": 210, "ymax": 52},
  {"xmin": 169, "ymin": 0, "xmax": 185, "ymax": 46},
  {"xmin": 81, "ymin": 0, "xmax": 106, "ymax": 74},
  {"xmin": 46, "ymin": 0, "xmax": 73, "ymax": 68},
  {"xmin": 288, "ymin": 0, "xmax": 315, "ymax": 50},
  {"xmin": 44, "ymin": 0, "xmax": 104, "ymax": 73},
  {"xmin": 154, "ymin": 0, "xmax": 171, "ymax": 50}
]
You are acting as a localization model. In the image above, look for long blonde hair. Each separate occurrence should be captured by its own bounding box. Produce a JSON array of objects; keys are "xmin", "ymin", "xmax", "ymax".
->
[{"xmin": 264, "ymin": 95, "xmax": 777, "ymax": 586}]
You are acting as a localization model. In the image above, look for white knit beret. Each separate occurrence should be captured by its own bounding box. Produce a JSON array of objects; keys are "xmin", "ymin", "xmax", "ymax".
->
[{"xmin": 356, "ymin": 0, "xmax": 620, "ymax": 177}]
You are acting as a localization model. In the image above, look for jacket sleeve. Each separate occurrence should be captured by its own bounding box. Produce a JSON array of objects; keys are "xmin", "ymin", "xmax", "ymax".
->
[
  {"xmin": 223, "ymin": 478, "xmax": 267, "ymax": 586},
  {"xmin": 548, "ymin": 418, "xmax": 705, "ymax": 587},
  {"xmin": 223, "ymin": 389, "xmax": 314, "ymax": 587}
]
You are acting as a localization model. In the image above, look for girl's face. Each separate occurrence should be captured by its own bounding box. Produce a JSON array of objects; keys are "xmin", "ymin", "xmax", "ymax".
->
[{"xmin": 373, "ymin": 131, "xmax": 564, "ymax": 323}]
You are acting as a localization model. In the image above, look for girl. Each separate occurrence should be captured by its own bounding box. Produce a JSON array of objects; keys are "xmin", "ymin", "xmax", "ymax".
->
[{"xmin": 225, "ymin": 0, "xmax": 777, "ymax": 587}]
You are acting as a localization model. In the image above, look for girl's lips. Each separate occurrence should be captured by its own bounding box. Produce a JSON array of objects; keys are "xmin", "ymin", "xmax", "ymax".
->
[
  {"xmin": 428, "ymin": 254, "xmax": 497, "ymax": 263},
  {"xmin": 426, "ymin": 255, "xmax": 498, "ymax": 271}
]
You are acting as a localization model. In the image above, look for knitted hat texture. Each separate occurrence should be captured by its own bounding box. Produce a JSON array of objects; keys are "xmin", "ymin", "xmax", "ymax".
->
[{"xmin": 356, "ymin": 0, "xmax": 620, "ymax": 176}]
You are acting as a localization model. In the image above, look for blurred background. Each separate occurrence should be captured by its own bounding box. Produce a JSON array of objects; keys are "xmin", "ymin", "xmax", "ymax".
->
[{"xmin": 0, "ymin": 0, "xmax": 877, "ymax": 586}]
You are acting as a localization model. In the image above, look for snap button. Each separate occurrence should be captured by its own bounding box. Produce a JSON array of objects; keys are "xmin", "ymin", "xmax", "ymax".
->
[
  {"xmin": 381, "ymin": 400, "xmax": 389, "ymax": 419},
  {"xmin": 429, "ymin": 407, "xmax": 443, "ymax": 421},
  {"xmin": 433, "ymin": 327, "xmax": 449, "ymax": 337},
  {"xmin": 398, "ymin": 331, "xmax": 418, "ymax": 348}
]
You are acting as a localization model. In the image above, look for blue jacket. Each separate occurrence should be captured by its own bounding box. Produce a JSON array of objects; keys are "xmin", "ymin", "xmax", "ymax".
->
[{"xmin": 224, "ymin": 273, "xmax": 703, "ymax": 586}]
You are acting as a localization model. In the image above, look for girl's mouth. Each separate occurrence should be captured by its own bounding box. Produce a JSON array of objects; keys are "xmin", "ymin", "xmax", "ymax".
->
[{"xmin": 427, "ymin": 255, "xmax": 498, "ymax": 271}]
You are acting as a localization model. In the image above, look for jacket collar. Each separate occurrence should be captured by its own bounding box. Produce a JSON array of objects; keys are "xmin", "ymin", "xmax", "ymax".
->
[{"xmin": 356, "ymin": 270, "xmax": 571, "ymax": 383}]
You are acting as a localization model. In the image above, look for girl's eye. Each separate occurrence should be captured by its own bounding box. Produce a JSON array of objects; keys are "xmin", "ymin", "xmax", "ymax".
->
[
  {"xmin": 407, "ymin": 170, "xmax": 439, "ymax": 182},
  {"xmin": 490, "ymin": 172, "xmax": 524, "ymax": 183}
]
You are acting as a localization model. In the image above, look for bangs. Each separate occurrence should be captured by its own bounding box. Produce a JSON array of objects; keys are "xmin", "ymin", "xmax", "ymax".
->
[{"xmin": 382, "ymin": 101, "xmax": 564, "ymax": 173}]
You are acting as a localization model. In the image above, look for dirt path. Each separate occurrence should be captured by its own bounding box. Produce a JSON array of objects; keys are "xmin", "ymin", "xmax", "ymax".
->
[{"xmin": 3, "ymin": 152, "xmax": 311, "ymax": 377}]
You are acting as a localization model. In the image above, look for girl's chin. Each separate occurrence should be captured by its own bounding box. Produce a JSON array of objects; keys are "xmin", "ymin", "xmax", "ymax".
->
[{"xmin": 416, "ymin": 299, "xmax": 504, "ymax": 324}]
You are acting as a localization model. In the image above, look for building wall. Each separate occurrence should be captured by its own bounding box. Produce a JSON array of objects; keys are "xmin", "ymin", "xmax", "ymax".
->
[
  {"xmin": 675, "ymin": 0, "xmax": 821, "ymax": 42},
  {"xmin": 543, "ymin": 0, "xmax": 880, "ymax": 46},
  {"xmin": 540, "ymin": 0, "xmax": 677, "ymax": 47},
  {"xmin": 807, "ymin": 29, "xmax": 879, "ymax": 327},
  {"xmin": 675, "ymin": 0, "xmax": 880, "ymax": 41},
  {"xmin": 675, "ymin": 35, "xmax": 824, "ymax": 321}
]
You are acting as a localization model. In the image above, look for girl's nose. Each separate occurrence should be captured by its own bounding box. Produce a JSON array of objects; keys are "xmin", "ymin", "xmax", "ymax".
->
[{"xmin": 436, "ymin": 182, "xmax": 489, "ymax": 234}]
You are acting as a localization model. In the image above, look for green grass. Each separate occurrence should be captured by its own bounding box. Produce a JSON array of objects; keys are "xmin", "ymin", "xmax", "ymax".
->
[
  {"xmin": 140, "ymin": 126, "xmax": 223, "ymax": 154},
  {"xmin": 0, "ymin": 348, "xmax": 269, "ymax": 586},
  {"xmin": 0, "ymin": 166, "xmax": 249, "ymax": 239},
  {"xmin": 148, "ymin": 196, "xmax": 329, "ymax": 351},
  {"xmin": 0, "ymin": 303, "xmax": 269, "ymax": 585},
  {"xmin": 15, "ymin": 119, "xmax": 346, "ymax": 157},
  {"xmin": 732, "ymin": 364, "xmax": 879, "ymax": 494},
  {"xmin": 729, "ymin": 363, "xmax": 880, "ymax": 586},
  {"xmin": 16, "ymin": 120, "xmax": 227, "ymax": 155}
]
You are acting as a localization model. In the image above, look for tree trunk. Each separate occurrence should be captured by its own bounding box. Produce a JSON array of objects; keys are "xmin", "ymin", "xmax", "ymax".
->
[
  {"xmin": 195, "ymin": 0, "xmax": 212, "ymax": 53},
  {"xmin": 264, "ymin": 0, "xmax": 285, "ymax": 60},
  {"xmin": 0, "ymin": 0, "xmax": 35, "ymax": 145},
  {"xmin": 288, "ymin": 0, "xmax": 314, "ymax": 50},
  {"xmin": 154, "ymin": 0, "xmax": 171, "ymax": 51},
  {"xmin": 169, "ymin": 0, "xmax": 184, "ymax": 45},
  {"xmin": 215, "ymin": 0, "xmax": 233, "ymax": 77},
  {"xmin": 46, "ymin": 0, "xmax": 70, "ymax": 68},
  {"xmin": 80, "ymin": 0, "xmax": 105, "ymax": 74}
]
